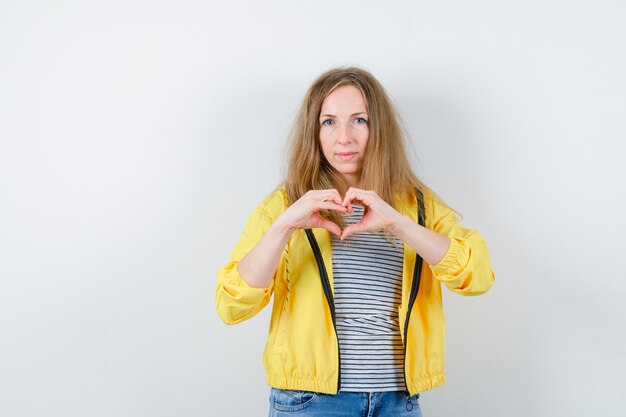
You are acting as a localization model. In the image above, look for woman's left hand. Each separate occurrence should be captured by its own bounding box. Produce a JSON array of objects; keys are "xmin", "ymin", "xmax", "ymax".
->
[{"xmin": 340, "ymin": 187, "xmax": 403, "ymax": 240}]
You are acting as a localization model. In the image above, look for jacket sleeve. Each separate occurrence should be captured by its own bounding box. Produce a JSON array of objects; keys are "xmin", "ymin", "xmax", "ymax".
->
[
  {"xmin": 215, "ymin": 202, "xmax": 279, "ymax": 324},
  {"xmin": 428, "ymin": 195, "xmax": 495, "ymax": 296}
]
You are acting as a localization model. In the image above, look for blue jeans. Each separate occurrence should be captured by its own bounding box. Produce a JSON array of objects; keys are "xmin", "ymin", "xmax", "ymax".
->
[{"xmin": 268, "ymin": 388, "xmax": 422, "ymax": 417}]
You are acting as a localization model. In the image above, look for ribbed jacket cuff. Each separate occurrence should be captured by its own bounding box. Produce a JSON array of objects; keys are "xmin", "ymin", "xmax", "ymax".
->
[{"xmin": 430, "ymin": 237, "xmax": 466, "ymax": 275}]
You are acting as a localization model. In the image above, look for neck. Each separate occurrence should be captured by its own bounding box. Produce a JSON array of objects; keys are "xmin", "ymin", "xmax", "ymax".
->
[{"xmin": 343, "ymin": 173, "xmax": 361, "ymax": 189}]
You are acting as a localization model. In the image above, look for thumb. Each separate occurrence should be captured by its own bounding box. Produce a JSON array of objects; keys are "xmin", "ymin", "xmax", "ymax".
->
[
  {"xmin": 340, "ymin": 222, "xmax": 367, "ymax": 240},
  {"xmin": 317, "ymin": 218, "xmax": 342, "ymax": 237}
]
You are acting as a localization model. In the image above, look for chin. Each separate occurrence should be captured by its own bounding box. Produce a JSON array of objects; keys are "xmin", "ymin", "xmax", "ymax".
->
[{"xmin": 334, "ymin": 168, "xmax": 358, "ymax": 176}]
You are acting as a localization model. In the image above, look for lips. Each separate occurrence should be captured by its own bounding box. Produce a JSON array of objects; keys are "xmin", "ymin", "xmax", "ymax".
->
[{"xmin": 336, "ymin": 152, "xmax": 357, "ymax": 161}]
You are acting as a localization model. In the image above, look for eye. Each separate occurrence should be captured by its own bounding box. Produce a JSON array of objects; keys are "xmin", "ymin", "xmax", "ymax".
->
[
  {"xmin": 355, "ymin": 117, "xmax": 368, "ymax": 125},
  {"xmin": 322, "ymin": 119, "xmax": 334, "ymax": 126}
]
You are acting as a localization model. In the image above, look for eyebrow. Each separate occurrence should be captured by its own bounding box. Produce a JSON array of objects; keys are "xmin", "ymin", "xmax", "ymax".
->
[{"xmin": 319, "ymin": 112, "xmax": 368, "ymax": 119}]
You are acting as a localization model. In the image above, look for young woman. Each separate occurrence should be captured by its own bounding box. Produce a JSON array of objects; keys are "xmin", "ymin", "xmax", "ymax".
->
[{"xmin": 216, "ymin": 67, "xmax": 495, "ymax": 416}]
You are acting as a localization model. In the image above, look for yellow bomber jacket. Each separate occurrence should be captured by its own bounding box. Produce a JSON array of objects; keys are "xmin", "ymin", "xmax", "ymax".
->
[{"xmin": 216, "ymin": 187, "xmax": 495, "ymax": 396}]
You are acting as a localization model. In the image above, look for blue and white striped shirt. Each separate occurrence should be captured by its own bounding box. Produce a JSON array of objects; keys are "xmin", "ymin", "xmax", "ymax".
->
[{"xmin": 331, "ymin": 205, "xmax": 406, "ymax": 392}]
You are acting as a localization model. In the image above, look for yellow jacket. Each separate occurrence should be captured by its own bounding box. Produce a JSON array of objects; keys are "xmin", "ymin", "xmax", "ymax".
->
[{"xmin": 216, "ymin": 187, "xmax": 495, "ymax": 395}]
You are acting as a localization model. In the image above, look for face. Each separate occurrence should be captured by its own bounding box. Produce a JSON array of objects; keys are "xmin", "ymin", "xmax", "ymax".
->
[{"xmin": 318, "ymin": 85, "xmax": 369, "ymax": 187}]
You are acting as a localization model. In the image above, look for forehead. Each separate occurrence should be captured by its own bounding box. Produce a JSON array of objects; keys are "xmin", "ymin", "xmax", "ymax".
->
[{"xmin": 320, "ymin": 85, "xmax": 367, "ymax": 113}]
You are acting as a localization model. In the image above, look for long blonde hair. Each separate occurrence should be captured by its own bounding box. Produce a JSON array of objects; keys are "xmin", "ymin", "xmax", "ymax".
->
[{"xmin": 284, "ymin": 67, "xmax": 440, "ymax": 220}]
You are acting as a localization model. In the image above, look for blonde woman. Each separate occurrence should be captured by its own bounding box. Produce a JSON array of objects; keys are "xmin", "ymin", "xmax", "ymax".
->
[{"xmin": 216, "ymin": 67, "xmax": 495, "ymax": 416}]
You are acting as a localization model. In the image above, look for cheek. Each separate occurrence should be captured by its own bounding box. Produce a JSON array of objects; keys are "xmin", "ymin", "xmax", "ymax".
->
[
  {"xmin": 359, "ymin": 130, "xmax": 369, "ymax": 151},
  {"xmin": 319, "ymin": 134, "xmax": 333, "ymax": 156}
]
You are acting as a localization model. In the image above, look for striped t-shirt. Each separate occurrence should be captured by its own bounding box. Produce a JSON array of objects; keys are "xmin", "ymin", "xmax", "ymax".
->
[{"xmin": 331, "ymin": 205, "xmax": 406, "ymax": 392}]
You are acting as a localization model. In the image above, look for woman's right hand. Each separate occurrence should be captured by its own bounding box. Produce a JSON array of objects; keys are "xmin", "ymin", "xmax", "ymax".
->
[
  {"xmin": 276, "ymin": 189, "xmax": 347, "ymax": 237},
  {"xmin": 235, "ymin": 189, "xmax": 347, "ymax": 288}
]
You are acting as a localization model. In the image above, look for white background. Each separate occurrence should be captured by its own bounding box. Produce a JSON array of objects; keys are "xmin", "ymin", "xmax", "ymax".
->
[{"xmin": 1, "ymin": 1, "xmax": 625, "ymax": 416}]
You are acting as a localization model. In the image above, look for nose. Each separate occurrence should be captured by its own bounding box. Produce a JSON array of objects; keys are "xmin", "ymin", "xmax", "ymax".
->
[{"xmin": 337, "ymin": 123, "xmax": 352, "ymax": 145}]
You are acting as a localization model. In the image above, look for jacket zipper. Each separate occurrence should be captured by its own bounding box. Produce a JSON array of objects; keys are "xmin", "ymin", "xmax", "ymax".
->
[
  {"xmin": 305, "ymin": 229, "xmax": 341, "ymax": 393},
  {"xmin": 403, "ymin": 252, "xmax": 424, "ymax": 393},
  {"xmin": 403, "ymin": 190, "xmax": 426, "ymax": 393}
]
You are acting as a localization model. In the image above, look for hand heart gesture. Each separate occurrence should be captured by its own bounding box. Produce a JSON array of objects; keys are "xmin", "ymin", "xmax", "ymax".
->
[
  {"xmin": 280, "ymin": 189, "xmax": 348, "ymax": 237},
  {"xmin": 339, "ymin": 188, "xmax": 403, "ymax": 240},
  {"xmin": 279, "ymin": 188, "xmax": 403, "ymax": 239}
]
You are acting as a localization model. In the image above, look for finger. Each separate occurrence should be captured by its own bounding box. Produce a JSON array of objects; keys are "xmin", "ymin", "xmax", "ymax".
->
[
  {"xmin": 340, "ymin": 222, "xmax": 368, "ymax": 240},
  {"xmin": 343, "ymin": 189, "xmax": 371, "ymax": 208},
  {"xmin": 329, "ymin": 189, "xmax": 343, "ymax": 205},
  {"xmin": 318, "ymin": 219, "xmax": 342, "ymax": 237},
  {"xmin": 326, "ymin": 192, "xmax": 343, "ymax": 206},
  {"xmin": 317, "ymin": 201, "xmax": 348, "ymax": 212},
  {"xmin": 316, "ymin": 189, "xmax": 343, "ymax": 206},
  {"xmin": 341, "ymin": 191, "xmax": 352, "ymax": 208},
  {"xmin": 342, "ymin": 198, "xmax": 353, "ymax": 213}
]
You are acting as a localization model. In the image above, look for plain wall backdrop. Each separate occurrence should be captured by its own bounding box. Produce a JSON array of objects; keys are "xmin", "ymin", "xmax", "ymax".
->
[{"xmin": 1, "ymin": 1, "xmax": 625, "ymax": 416}]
